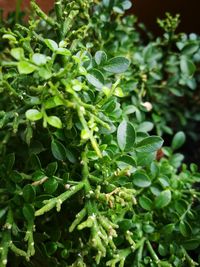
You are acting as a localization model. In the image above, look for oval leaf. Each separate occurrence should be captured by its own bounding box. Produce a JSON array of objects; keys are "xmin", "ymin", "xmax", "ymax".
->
[
  {"xmin": 47, "ymin": 116, "xmax": 62, "ymax": 129},
  {"xmin": 155, "ymin": 189, "xmax": 171, "ymax": 209},
  {"xmin": 132, "ymin": 172, "xmax": 151, "ymax": 188},
  {"xmin": 117, "ymin": 120, "xmax": 136, "ymax": 151},
  {"xmin": 103, "ymin": 56, "xmax": 130, "ymax": 73},
  {"xmin": 139, "ymin": 196, "xmax": 153, "ymax": 211},
  {"xmin": 51, "ymin": 140, "xmax": 67, "ymax": 161},
  {"xmin": 18, "ymin": 61, "xmax": 37, "ymax": 74},
  {"xmin": 180, "ymin": 56, "xmax": 196, "ymax": 77},
  {"xmin": 136, "ymin": 136, "xmax": 163, "ymax": 153},
  {"xmin": 32, "ymin": 53, "xmax": 47, "ymax": 65},
  {"xmin": 86, "ymin": 69, "xmax": 105, "ymax": 89},
  {"xmin": 26, "ymin": 109, "xmax": 42, "ymax": 121},
  {"xmin": 95, "ymin": 51, "xmax": 107, "ymax": 65},
  {"xmin": 171, "ymin": 131, "xmax": 186, "ymax": 150}
]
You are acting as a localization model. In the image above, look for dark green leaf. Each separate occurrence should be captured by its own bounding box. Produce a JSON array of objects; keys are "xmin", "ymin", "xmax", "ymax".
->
[
  {"xmin": 51, "ymin": 140, "xmax": 67, "ymax": 160},
  {"xmin": 23, "ymin": 184, "xmax": 36, "ymax": 203},
  {"xmin": 171, "ymin": 131, "xmax": 186, "ymax": 150},
  {"xmin": 23, "ymin": 204, "xmax": 35, "ymax": 222},
  {"xmin": 180, "ymin": 56, "xmax": 196, "ymax": 77},
  {"xmin": 139, "ymin": 196, "xmax": 153, "ymax": 210}
]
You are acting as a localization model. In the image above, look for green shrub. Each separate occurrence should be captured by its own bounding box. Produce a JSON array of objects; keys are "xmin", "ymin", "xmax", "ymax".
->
[{"xmin": 0, "ymin": 1, "xmax": 200, "ymax": 266}]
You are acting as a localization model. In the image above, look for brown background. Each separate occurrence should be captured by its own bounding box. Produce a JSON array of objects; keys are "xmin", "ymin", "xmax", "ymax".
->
[{"xmin": 0, "ymin": 0, "xmax": 200, "ymax": 34}]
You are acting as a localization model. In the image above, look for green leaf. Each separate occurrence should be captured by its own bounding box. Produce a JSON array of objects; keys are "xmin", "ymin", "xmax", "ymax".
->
[
  {"xmin": 23, "ymin": 204, "xmax": 35, "ymax": 222},
  {"xmin": 139, "ymin": 196, "xmax": 153, "ymax": 210},
  {"xmin": 44, "ymin": 39, "xmax": 58, "ymax": 51},
  {"xmin": 47, "ymin": 116, "xmax": 62, "ymax": 129},
  {"xmin": 86, "ymin": 69, "xmax": 105, "ymax": 89},
  {"xmin": 137, "ymin": 121, "xmax": 154, "ymax": 132},
  {"xmin": 179, "ymin": 220, "xmax": 192, "ymax": 237},
  {"xmin": 44, "ymin": 96, "xmax": 63, "ymax": 109},
  {"xmin": 51, "ymin": 140, "xmax": 67, "ymax": 160},
  {"xmin": 18, "ymin": 61, "xmax": 37, "ymax": 74},
  {"xmin": 180, "ymin": 56, "xmax": 196, "ymax": 77},
  {"xmin": 11, "ymin": 48, "xmax": 24, "ymax": 60},
  {"xmin": 26, "ymin": 109, "xmax": 43, "ymax": 121},
  {"xmin": 132, "ymin": 172, "xmax": 151, "ymax": 188},
  {"xmin": 171, "ymin": 131, "xmax": 186, "ymax": 150},
  {"xmin": 103, "ymin": 56, "xmax": 130, "ymax": 73},
  {"xmin": 117, "ymin": 120, "xmax": 136, "ymax": 151},
  {"xmin": 182, "ymin": 43, "xmax": 199, "ymax": 55},
  {"xmin": 95, "ymin": 51, "xmax": 107, "ymax": 65},
  {"xmin": 136, "ymin": 136, "xmax": 163, "ymax": 153},
  {"xmin": 32, "ymin": 53, "xmax": 47, "ymax": 65},
  {"xmin": 56, "ymin": 48, "xmax": 71, "ymax": 56},
  {"xmin": 46, "ymin": 162, "xmax": 58, "ymax": 176},
  {"xmin": 155, "ymin": 189, "xmax": 171, "ymax": 209},
  {"xmin": 43, "ymin": 178, "xmax": 58, "ymax": 194},
  {"xmin": 23, "ymin": 184, "xmax": 36, "ymax": 203},
  {"xmin": 65, "ymin": 148, "xmax": 76, "ymax": 163},
  {"xmin": 2, "ymin": 34, "xmax": 16, "ymax": 41},
  {"xmin": 116, "ymin": 155, "xmax": 136, "ymax": 172}
]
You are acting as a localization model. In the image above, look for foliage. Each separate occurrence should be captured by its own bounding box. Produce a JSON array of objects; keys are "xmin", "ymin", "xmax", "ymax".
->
[{"xmin": 0, "ymin": 1, "xmax": 200, "ymax": 266}]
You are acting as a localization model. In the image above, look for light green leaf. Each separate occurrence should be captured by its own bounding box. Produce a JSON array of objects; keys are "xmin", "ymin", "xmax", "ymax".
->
[
  {"xmin": 26, "ymin": 109, "xmax": 42, "ymax": 121},
  {"xmin": 171, "ymin": 131, "xmax": 186, "ymax": 150},
  {"xmin": 44, "ymin": 39, "xmax": 58, "ymax": 51},
  {"xmin": 2, "ymin": 34, "xmax": 16, "ymax": 42},
  {"xmin": 117, "ymin": 120, "xmax": 136, "ymax": 151},
  {"xmin": 44, "ymin": 96, "xmax": 63, "ymax": 109},
  {"xmin": 132, "ymin": 172, "xmax": 151, "ymax": 188},
  {"xmin": 56, "ymin": 48, "xmax": 71, "ymax": 56},
  {"xmin": 155, "ymin": 189, "xmax": 171, "ymax": 209},
  {"xmin": 103, "ymin": 56, "xmax": 130, "ymax": 73},
  {"xmin": 18, "ymin": 61, "xmax": 37, "ymax": 74},
  {"xmin": 86, "ymin": 69, "xmax": 105, "ymax": 89},
  {"xmin": 180, "ymin": 56, "xmax": 196, "ymax": 77},
  {"xmin": 32, "ymin": 53, "xmax": 47, "ymax": 65},
  {"xmin": 95, "ymin": 51, "xmax": 107, "ymax": 65},
  {"xmin": 11, "ymin": 48, "xmax": 24, "ymax": 60},
  {"xmin": 47, "ymin": 116, "xmax": 62, "ymax": 129},
  {"xmin": 137, "ymin": 121, "xmax": 154, "ymax": 132},
  {"xmin": 136, "ymin": 136, "xmax": 163, "ymax": 153}
]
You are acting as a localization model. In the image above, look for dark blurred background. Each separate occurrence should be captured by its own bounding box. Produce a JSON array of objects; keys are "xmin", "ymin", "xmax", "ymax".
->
[{"xmin": 132, "ymin": 0, "xmax": 200, "ymax": 35}]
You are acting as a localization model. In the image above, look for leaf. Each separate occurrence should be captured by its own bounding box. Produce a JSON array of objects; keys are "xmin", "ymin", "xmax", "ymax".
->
[
  {"xmin": 44, "ymin": 39, "xmax": 58, "ymax": 51},
  {"xmin": 182, "ymin": 43, "xmax": 199, "ymax": 55},
  {"xmin": 86, "ymin": 69, "xmax": 105, "ymax": 89},
  {"xmin": 179, "ymin": 220, "xmax": 192, "ymax": 237},
  {"xmin": 23, "ymin": 184, "xmax": 36, "ymax": 203},
  {"xmin": 117, "ymin": 120, "xmax": 136, "ymax": 151},
  {"xmin": 155, "ymin": 190, "xmax": 171, "ymax": 209},
  {"xmin": 18, "ymin": 61, "xmax": 37, "ymax": 74},
  {"xmin": 23, "ymin": 204, "xmax": 35, "ymax": 222},
  {"xmin": 44, "ymin": 96, "xmax": 63, "ymax": 109},
  {"xmin": 26, "ymin": 109, "xmax": 43, "ymax": 121},
  {"xmin": 139, "ymin": 196, "xmax": 153, "ymax": 210},
  {"xmin": 132, "ymin": 172, "xmax": 151, "ymax": 188},
  {"xmin": 136, "ymin": 136, "xmax": 163, "ymax": 153},
  {"xmin": 122, "ymin": 0, "xmax": 132, "ymax": 10},
  {"xmin": 46, "ymin": 162, "xmax": 58, "ymax": 176},
  {"xmin": 95, "ymin": 51, "xmax": 107, "ymax": 65},
  {"xmin": 65, "ymin": 148, "xmax": 76, "ymax": 163},
  {"xmin": 43, "ymin": 178, "xmax": 58, "ymax": 194},
  {"xmin": 171, "ymin": 131, "xmax": 186, "ymax": 150},
  {"xmin": 47, "ymin": 116, "xmax": 62, "ymax": 129},
  {"xmin": 51, "ymin": 140, "xmax": 67, "ymax": 160},
  {"xmin": 103, "ymin": 56, "xmax": 130, "ymax": 73},
  {"xmin": 137, "ymin": 121, "xmax": 154, "ymax": 132},
  {"xmin": 56, "ymin": 48, "xmax": 71, "ymax": 56},
  {"xmin": 32, "ymin": 53, "xmax": 47, "ymax": 65},
  {"xmin": 11, "ymin": 48, "xmax": 24, "ymax": 60},
  {"xmin": 180, "ymin": 56, "xmax": 196, "ymax": 77}
]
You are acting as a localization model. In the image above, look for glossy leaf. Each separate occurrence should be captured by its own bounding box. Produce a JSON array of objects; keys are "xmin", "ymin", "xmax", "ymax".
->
[
  {"xmin": 155, "ymin": 190, "xmax": 172, "ymax": 209},
  {"xmin": 26, "ymin": 109, "xmax": 43, "ymax": 121},
  {"xmin": 171, "ymin": 131, "xmax": 186, "ymax": 150},
  {"xmin": 51, "ymin": 140, "xmax": 67, "ymax": 160},
  {"xmin": 136, "ymin": 136, "xmax": 163, "ymax": 153},
  {"xmin": 86, "ymin": 69, "xmax": 105, "ymax": 89},
  {"xmin": 117, "ymin": 120, "xmax": 136, "ymax": 151},
  {"xmin": 47, "ymin": 116, "xmax": 62, "ymax": 129},
  {"xmin": 18, "ymin": 61, "xmax": 37, "ymax": 74},
  {"xmin": 103, "ymin": 57, "xmax": 130, "ymax": 73}
]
